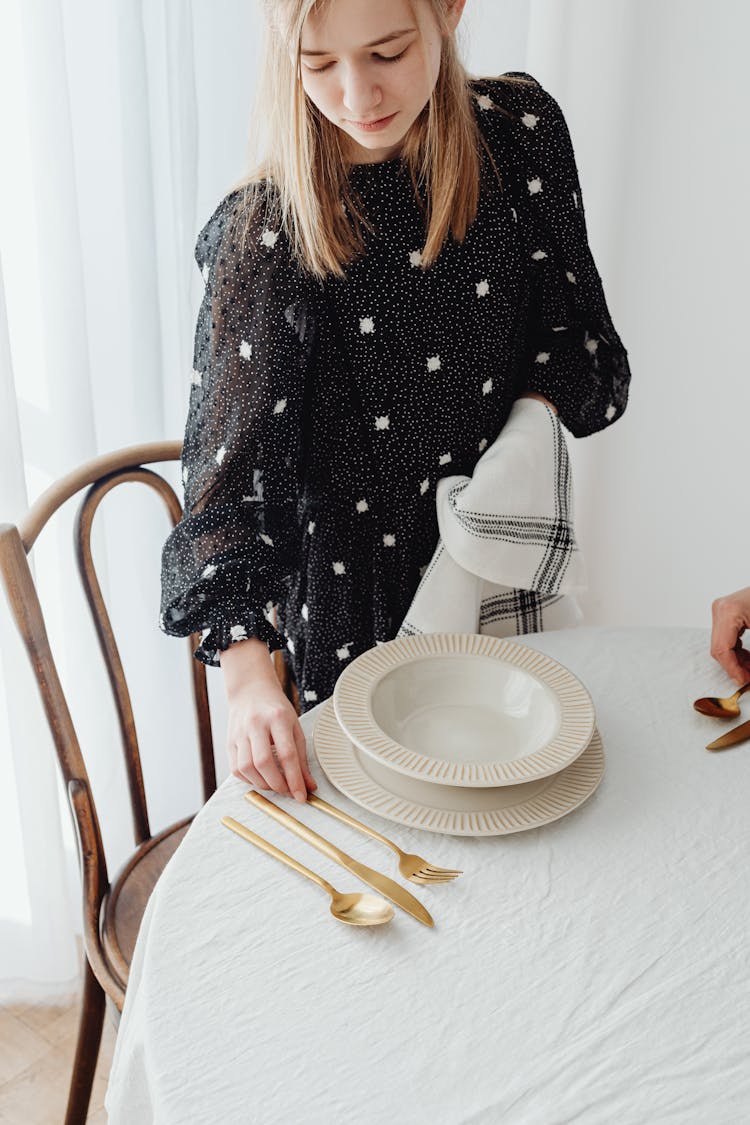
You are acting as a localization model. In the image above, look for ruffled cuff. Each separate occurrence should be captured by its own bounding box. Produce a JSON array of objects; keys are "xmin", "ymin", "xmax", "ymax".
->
[
  {"xmin": 524, "ymin": 325, "xmax": 630, "ymax": 438},
  {"xmin": 159, "ymin": 550, "xmax": 291, "ymax": 667},
  {"xmin": 191, "ymin": 607, "xmax": 286, "ymax": 667},
  {"xmin": 160, "ymin": 596, "xmax": 285, "ymax": 667}
]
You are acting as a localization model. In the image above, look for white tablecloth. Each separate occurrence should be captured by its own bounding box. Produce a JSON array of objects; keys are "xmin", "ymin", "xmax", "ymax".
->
[{"xmin": 106, "ymin": 628, "xmax": 750, "ymax": 1124}]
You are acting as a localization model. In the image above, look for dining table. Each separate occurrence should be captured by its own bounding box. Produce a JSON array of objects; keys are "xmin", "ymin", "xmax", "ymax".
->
[{"xmin": 105, "ymin": 626, "xmax": 750, "ymax": 1124}]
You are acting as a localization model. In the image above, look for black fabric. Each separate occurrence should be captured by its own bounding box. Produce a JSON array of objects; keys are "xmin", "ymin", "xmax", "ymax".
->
[{"xmin": 159, "ymin": 73, "xmax": 631, "ymax": 710}]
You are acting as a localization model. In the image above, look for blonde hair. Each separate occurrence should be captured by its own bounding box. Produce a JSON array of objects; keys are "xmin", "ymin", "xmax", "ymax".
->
[{"xmin": 233, "ymin": 0, "xmax": 528, "ymax": 279}]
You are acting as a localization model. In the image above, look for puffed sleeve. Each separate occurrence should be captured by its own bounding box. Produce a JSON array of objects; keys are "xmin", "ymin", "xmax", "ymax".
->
[
  {"xmin": 487, "ymin": 74, "xmax": 631, "ymax": 437},
  {"xmin": 159, "ymin": 186, "xmax": 317, "ymax": 665}
]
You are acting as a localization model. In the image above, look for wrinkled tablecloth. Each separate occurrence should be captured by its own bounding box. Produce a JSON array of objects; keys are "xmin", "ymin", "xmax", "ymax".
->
[{"xmin": 106, "ymin": 627, "xmax": 750, "ymax": 1124}]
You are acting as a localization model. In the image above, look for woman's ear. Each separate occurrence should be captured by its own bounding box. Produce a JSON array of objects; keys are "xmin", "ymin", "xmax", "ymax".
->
[{"xmin": 444, "ymin": 0, "xmax": 469, "ymax": 34}]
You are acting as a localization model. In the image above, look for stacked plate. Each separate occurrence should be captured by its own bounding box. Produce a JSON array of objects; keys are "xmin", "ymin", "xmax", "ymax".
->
[{"xmin": 313, "ymin": 633, "xmax": 604, "ymax": 837}]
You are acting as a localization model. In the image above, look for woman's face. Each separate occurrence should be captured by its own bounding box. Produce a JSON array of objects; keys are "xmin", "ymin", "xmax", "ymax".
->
[{"xmin": 299, "ymin": 0, "xmax": 466, "ymax": 164}]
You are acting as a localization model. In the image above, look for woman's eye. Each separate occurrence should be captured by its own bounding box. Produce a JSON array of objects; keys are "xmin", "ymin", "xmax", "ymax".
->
[{"xmin": 304, "ymin": 47, "xmax": 407, "ymax": 73}]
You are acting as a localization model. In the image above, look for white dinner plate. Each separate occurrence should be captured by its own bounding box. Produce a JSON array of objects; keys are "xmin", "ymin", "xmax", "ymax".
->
[
  {"xmin": 314, "ymin": 701, "xmax": 605, "ymax": 837},
  {"xmin": 333, "ymin": 633, "xmax": 596, "ymax": 787}
]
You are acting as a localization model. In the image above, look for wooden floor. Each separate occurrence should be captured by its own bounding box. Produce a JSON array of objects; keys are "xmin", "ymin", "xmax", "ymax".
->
[{"xmin": 0, "ymin": 997, "xmax": 115, "ymax": 1124}]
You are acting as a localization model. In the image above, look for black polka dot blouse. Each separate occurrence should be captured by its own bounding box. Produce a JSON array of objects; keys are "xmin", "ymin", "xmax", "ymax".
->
[{"xmin": 159, "ymin": 72, "xmax": 631, "ymax": 711}]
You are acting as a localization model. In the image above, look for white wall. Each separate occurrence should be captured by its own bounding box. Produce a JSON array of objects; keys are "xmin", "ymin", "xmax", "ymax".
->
[{"xmin": 464, "ymin": 0, "xmax": 750, "ymax": 628}]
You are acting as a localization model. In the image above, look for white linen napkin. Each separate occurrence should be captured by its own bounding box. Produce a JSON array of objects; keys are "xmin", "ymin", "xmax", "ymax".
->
[{"xmin": 398, "ymin": 398, "xmax": 586, "ymax": 638}]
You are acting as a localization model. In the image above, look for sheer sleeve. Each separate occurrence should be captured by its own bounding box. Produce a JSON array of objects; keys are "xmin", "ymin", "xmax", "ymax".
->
[
  {"xmin": 487, "ymin": 74, "xmax": 631, "ymax": 438},
  {"xmin": 159, "ymin": 187, "xmax": 317, "ymax": 665}
]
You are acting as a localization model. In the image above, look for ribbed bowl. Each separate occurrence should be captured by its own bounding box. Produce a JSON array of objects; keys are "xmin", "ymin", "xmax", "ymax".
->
[{"xmin": 333, "ymin": 633, "xmax": 595, "ymax": 787}]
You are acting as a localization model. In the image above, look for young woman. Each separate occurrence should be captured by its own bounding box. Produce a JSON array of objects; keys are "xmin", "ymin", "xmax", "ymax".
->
[{"xmin": 160, "ymin": 0, "xmax": 631, "ymax": 802}]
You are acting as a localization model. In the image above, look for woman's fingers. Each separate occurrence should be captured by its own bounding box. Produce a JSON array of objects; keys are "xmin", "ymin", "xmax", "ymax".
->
[
  {"xmin": 227, "ymin": 706, "xmax": 317, "ymax": 801},
  {"xmin": 248, "ymin": 723, "xmax": 291, "ymax": 797},
  {"xmin": 293, "ymin": 721, "xmax": 318, "ymax": 792},
  {"xmin": 270, "ymin": 721, "xmax": 307, "ymax": 802},
  {"xmin": 231, "ymin": 738, "xmax": 269, "ymax": 791}
]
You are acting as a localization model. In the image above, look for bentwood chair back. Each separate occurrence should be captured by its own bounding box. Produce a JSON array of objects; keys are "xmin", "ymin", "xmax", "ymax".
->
[{"xmin": 0, "ymin": 441, "xmax": 221, "ymax": 1124}]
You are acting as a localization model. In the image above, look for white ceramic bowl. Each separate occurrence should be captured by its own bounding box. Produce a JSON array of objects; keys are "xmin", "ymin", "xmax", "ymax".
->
[
  {"xmin": 371, "ymin": 653, "xmax": 561, "ymax": 766},
  {"xmin": 314, "ymin": 701, "xmax": 605, "ymax": 837},
  {"xmin": 333, "ymin": 633, "xmax": 595, "ymax": 787}
]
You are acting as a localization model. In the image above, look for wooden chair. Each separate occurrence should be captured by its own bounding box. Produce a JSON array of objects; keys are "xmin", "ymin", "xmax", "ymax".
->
[{"xmin": 0, "ymin": 441, "xmax": 295, "ymax": 1123}]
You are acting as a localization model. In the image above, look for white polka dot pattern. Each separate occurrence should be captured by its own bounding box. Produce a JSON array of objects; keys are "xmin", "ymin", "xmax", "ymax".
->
[{"xmin": 159, "ymin": 71, "xmax": 630, "ymax": 711}]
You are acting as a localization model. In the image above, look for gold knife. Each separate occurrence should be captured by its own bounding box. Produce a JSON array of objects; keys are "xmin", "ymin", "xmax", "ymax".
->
[
  {"xmin": 244, "ymin": 791, "xmax": 434, "ymax": 928},
  {"xmin": 706, "ymin": 717, "xmax": 750, "ymax": 751}
]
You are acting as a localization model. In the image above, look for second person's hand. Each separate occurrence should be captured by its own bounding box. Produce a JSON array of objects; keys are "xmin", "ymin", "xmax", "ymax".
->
[{"xmin": 710, "ymin": 586, "xmax": 750, "ymax": 685}]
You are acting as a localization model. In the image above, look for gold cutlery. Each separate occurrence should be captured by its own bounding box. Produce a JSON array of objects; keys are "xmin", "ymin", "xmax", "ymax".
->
[
  {"xmin": 706, "ymin": 717, "xmax": 750, "ymax": 752},
  {"xmin": 221, "ymin": 816, "xmax": 394, "ymax": 927},
  {"xmin": 244, "ymin": 792, "xmax": 434, "ymax": 928},
  {"xmin": 305, "ymin": 793, "xmax": 462, "ymax": 885},
  {"xmin": 694, "ymin": 681, "xmax": 750, "ymax": 718}
]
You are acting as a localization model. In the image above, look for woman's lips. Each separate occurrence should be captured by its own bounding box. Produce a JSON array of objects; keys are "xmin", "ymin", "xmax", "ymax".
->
[{"xmin": 349, "ymin": 112, "xmax": 397, "ymax": 132}]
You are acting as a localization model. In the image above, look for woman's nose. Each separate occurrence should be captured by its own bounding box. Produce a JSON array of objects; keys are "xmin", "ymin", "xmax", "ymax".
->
[{"xmin": 341, "ymin": 67, "xmax": 383, "ymax": 118}]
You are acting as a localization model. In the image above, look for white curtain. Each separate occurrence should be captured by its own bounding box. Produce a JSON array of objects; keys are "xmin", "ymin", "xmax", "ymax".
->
[
  {"xmin": 0, "ymin": 0, "xmax": 255, "ymax": 1001},
  {"xmin": 1, "ymin": 0, "xmax": 748, "ymax": 999}
]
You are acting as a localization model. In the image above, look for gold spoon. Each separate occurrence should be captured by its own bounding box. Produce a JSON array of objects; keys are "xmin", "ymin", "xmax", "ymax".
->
[
  {"xmin": 221, "ymin": 816, "xmax": 394, "ymax": 927},
  {"xmin": 693, "ymin": 681, "xmax": 750, "ymax": 719}
]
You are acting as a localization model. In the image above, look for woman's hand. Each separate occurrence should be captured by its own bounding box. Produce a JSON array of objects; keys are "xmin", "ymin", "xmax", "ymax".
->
[
  {"xmin": 710, "ymin": 587, "xmax": 750, "ymax": 684},
  {"xmin": 220, "ymin": 638, "xmax": 317, "ymax": 802}
]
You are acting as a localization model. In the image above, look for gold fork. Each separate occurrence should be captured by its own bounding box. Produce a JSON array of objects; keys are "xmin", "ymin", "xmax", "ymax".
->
[{"xmin": 306, "ymin": 793, "xmax": 463, "ymax": 885}]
